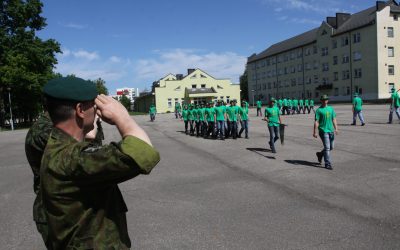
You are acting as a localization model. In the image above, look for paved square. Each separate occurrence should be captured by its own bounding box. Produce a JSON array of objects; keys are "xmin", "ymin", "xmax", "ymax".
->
[{"xmin": 1, "ymin": 104, "xmax": 399, "ymax": 249}]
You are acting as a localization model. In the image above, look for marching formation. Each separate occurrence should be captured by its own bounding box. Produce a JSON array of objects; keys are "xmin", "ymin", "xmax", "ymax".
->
[
  {"xmin": 179, "ymin": 99, "xmax": 250, "ymax": 140},
  {"xmin": 256, "ymin": 97, "xmax": 315, "ymax": 116}
]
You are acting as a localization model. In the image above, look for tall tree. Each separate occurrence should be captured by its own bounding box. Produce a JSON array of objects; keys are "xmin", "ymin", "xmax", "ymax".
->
[
  {"xmin": 119, "ymin": 95, "xmax": 131, "ymax": 111},
  {"xmin": 0, "ymin": 0, "xmax": 61, "ymax": 126},
  {"xmin": 239, "ymin": 70, "xmax": 248, "ymax": 101},
  {"xmin": 93, "ymin": 78, "xmax": 108, "ymax": 95}
]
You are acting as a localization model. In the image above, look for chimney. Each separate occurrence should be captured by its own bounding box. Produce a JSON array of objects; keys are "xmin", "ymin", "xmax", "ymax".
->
[
  {"xmin": 176, "ymin": 74, "xmax": 183, "ymax": 80},
  {"xmin": 326, "ymin": 17, "xmax": 337, "ymax": 28},
  {"xmin": 336, "ymin": 13, "xmax": 351, "ymax": 27},
  {"xmin": 187, "ymin": 68, "xmax": 195, "ymax": 75},
  {"xmin": 376, "ymin": 1, "xmax": 386, "ymax": 11}
]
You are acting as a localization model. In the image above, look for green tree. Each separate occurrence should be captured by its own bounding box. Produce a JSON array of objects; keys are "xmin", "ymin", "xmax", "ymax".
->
[
  {"xmin": 93, "ymin": 78, "xmax": 108, "ymax": 95},
  {"xmin": 119, "ymin": 95, "xmax": 131, "ymax": 111},
  {"xmin": 0, "ymin": 0, "xmax": 61, "ymax": 126},
  {"xmin": 239, "ymin": 70, "xmax": 248, "ymax": 101}
]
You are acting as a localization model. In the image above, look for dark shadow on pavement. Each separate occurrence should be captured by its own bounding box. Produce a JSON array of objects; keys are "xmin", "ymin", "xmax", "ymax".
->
[
  {"xmin": 246, "ymin": 148, "xmax": 276, "ymax": 159},
  {"xmin": 284, "ymin": 160, "xmax": 324, "ymax": 168}
]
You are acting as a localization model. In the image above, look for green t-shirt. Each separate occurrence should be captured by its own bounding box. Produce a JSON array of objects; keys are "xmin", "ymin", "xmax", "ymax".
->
[
  {"xmin": 353, "ymin": 97, "xmax": 363, "ymax": 111},
  {"xmin": 214, "ymin": 106, "xmax": 226, "ymax": 121},
  {"xmin": 310, "ymin": 100, "xmax": 314, "ymax": 106},
  {"xmin": 182, "ymin": 109, "xmax": 188, "ymax": 121},
  {"xmin": 392, "ymin": 92, "xmax": 400, "ymax": 107},
  {"xmin": 227, "ymin": 106, "xmax": 238, "ymax": 121},
  {"xmin": 299, "ymin": 99, "xmax": 304, "ymax": 106},
  {"xmin": 188, "ymin": 109, "xmax": 194, "ymax": 120},
  {"xmin": 283, "ymin": 99, "xmax": 288, "ymax": 106},
  {"xmin": 175, "ymin": 104, "xmax": 181, "ymax": 111},
  {"xmin": 205, "ymin": 107, "xmax": 215, "ymax": 122},
  {"xmin": 265, "ymin": 106, "xmax": 280, "ymax": 127},
  {"xmin": 288, "ymin": 99, "xmax": 293, "ymax": 107},
  {"xmin": 315, "ymin": 105, "xmax": 336, "ymax": 133},
  {"xmin": 149, "ymin": 107, "xmax": 156, "ymax": 114},
  {"xmin": 278, "ymin": 99, "xmax": 283, "ymax": 107},
  {"xmin": 293, "ymin": 99, "xmax": 298, "ymax": 107},
  {"xmin": 257, "ymin": 100, "xmax": 262, "ymax": 108},
  {"xmin": 305, "ymin": 99, "xmax": 310, "ymax": 107},
  {"xmin": 239, "ymin": 106, "xmax": 248, "ymax": 120},
  {"xmin": 198, "ymin": 108, "xmax": 205, "ymax": 121}
]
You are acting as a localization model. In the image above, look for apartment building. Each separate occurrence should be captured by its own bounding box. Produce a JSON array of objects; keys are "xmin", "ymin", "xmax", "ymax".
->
[{"xmin": 247, "ymin": 0, "xmax": 400, "ymax": 103}]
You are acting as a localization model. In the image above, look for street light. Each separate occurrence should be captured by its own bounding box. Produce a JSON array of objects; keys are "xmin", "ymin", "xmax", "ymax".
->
[
  {"xmin": 7, "ymin": 87, "xmax": 14, "ymax": 131},
  {"xmin": 251, "ymin": 89, "xmax": 255, "ymax": 107}
]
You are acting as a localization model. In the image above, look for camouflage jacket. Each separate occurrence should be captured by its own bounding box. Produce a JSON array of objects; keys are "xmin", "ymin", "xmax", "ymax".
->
[{"xmin": 41, "ymin": 127, "xmax": 160, "ymax": 249}]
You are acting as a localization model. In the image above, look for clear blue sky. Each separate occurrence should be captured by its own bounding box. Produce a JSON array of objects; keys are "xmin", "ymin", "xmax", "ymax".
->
[{"xmin": 38, "ymin": 0, "xmax": 374, "ymax": 94}]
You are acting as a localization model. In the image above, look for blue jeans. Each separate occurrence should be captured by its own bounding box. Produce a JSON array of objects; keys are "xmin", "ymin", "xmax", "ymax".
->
[
  {"xmin": 389, "ymin": 106, "xmax": 400, "ymax": 122},
  {"xmin": 239, "ymin": 120, "xmax": 248, "ymax": 137},
  {"xmin": 319, "ymin": 131, "xmax": 334, "ymax": 165},
  {"xmin": 268, "ymin": 126, "xmax": 279, "ymax": 151},
  {"xmin": 217, "ymin": 120, "xmax": 225, "ymax": 138},
  {"xmin": 353, "ymin": 110, "xmax": 365, "ymax": 124}
]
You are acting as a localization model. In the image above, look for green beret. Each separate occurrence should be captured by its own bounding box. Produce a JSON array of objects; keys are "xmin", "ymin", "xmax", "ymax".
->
[
  {"xmin": 320, "ymin": 94, "xmax": 329, "ymax": 100},
  {"xmin": 44, "ymin": 76, "xmax": 98, "ymax": 101}
]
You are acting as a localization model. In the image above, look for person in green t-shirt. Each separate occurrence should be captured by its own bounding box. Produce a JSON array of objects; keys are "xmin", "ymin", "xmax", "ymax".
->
[
  {"xmin": 388, "ymin": 88, "xmax": 400, "ymax": 123},
  {"xmin": 282, "ymin": 98, "xmax": 289, "ymax": 115},
  {"xmin": 263, "ymin": 97, "xmax": 282, "ymax": 153},
  {"xmin": 214, "ymin": 100, "xmax": 226, "ymax": 140},
  {"xmin": 292, "ymin": 98, "xmax": 299, "ymax": 115},
  {"xmin": 256, "ymin": 99, "xmax": 262, "ymax": 116},
  {"xmin": 238, "ymin": 100, "xmax": 249, "ymax": 139},
  {"xmin": 149, "ymin": 104, "xmax": 157, "ymax": 122},
  {"xmin": 187, "ymin": 104, "xmax": 195, "ymax": 135},
  {"xmin": 193, "ymin": 104, "xmax": 201, "ymax": 137},
  {"xmin": 204, "ymin": 102, "xmax": 214, "ymax": 138},
  {"xmin": 351, "ymin": 93, "xmax": 365, "ymax": 126},
  {"xmin": 299, "ymin": 98, "xmax": 304, "ymax": 114},
  {"xmin": 227, "ymin": 100, "xmax": 239, "ymax": 139},
  {"xmin": 182, "ymin": 105, "xmax": 189, "ymax": 134},
  {"xmin": 174, "ymin": 102, "xmax": 182, "ymax": 119},
  {"xmin": 198, "ymin": 103, "xmax": 207, "ymax": 137},
  {"xmin": 288, "ymin": 98, "xmax": 293, "ymax": 115},
  {"xmin": 309, "ymin": 99, "xmax": 315, "ymax": 113},
  {"xmin": 313, "ymin": 95, "xmax": 338, "ymax": 170}
]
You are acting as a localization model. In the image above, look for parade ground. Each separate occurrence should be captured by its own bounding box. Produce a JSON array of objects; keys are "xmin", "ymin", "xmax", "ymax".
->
[{"xmin": 1, "ymin": 103, "xmax": 400, "ymax": 249}]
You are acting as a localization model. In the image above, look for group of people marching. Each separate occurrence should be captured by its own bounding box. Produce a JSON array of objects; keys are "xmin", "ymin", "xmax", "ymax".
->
[
  {"xmin": 176, "ymin": 100, "xmax": 250, "ymax": 140},
  {"xmin": 256, "ymin": 97, "xmax": 315, "ymax": 116}
]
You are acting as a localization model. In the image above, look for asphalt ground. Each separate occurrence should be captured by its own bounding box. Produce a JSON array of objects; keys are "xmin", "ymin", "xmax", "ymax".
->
[{"xmin": 0, "ymin": 104, "xmax": 399, "ymax": 249}]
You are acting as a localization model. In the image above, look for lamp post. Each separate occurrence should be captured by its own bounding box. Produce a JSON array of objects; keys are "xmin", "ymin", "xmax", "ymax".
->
[
  {"xmin": 7, "ymin": 87, "xmax": 14, "ymax": 131},
  {"xmin": 251, "ymin": 89, "xmax": 255, "ymax": 107}
]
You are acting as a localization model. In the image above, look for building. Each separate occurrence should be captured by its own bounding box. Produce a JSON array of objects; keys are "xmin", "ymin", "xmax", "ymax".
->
[
  {"xmin": 115, "ymin": 87, "xmax": 140, "ymax": 102},
  {"xmin": 135, "ymin": 68, "xmax": 241, "ymax": 113},
  {"xmin": 247, "ymin": 0, "xmax": 400, "ymax": 103}
]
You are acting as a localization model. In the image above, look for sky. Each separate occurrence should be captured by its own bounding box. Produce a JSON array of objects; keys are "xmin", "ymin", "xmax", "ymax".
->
[{"xmin": 38, "ymin": 0, "xmax": 376, "ymax": 95}]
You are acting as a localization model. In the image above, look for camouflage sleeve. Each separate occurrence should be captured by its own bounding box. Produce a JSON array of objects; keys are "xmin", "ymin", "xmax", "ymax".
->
[{"xmin": 68, "ymin": 136, "xmax": 160, "ymax": 186}]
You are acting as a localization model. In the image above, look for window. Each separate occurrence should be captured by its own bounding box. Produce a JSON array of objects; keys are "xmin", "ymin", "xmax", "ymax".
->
[
  {"xmin": 290, "ymin": 52, "xmax": 296, "ymax": 60},
  {"xmin": 353, "ymin": 32, "xmax": 361, "ymax": 43},
  {"xmin": 313, "ymin": 46, "xmax": 318, "ymax": 54},
  {"xmin": 305, "ymin": 48, "xmax": 311, "ymax": 56},
  {"xmin": 353, "ymin": 51, "xmax": 362, "ymax": 61},
  {"xmin": 190, "ymin": 74, "xmax": 197, "ymax": 79},
  {"xmin": 297, "ymin": 64, "xmax": 303, "ymax": 72},
  {"xmin": 262, "ymin": 83, "xmax": 266, "ymax": 90},
  {"xmin": 394, "ymin": 15, "xmax": 398, "ymax": 21},
  {"xmin": 388, "ymin": 47, "xmax": 394, "ymax": 57},
  {"xmin": 192, "ymin": 84, "xmax": 197, "ymax": 89},
  {"xmin": 333, "ymin": 56, "xmax": 338, "ymax": 65},
  {"xmin": 291, "ymin": 79, "xmax": 296, "ymax": 86},
  {"xmin": 342, "ymin": 70, "xmax": 350, "ymax": 80},
  {"xmin": 314, "ymin": 75, "xmax": 319, "ymax": 84},
  {"xmin": 342, "ymin": 54, "xmax": 349, "ymax": 63},
  {"xmin": 168, "ymin": 98, "xmax": 172, "ymax": 108},
  {"xmin": 297, "ymin": 50, "xmax": 303, "ymax": 58},
  {"xmin": 334, "ymin": 88, "xmax": 339, "ymax": 96},
  {"xmin": 298, "ymin": 77, "xmax": 303, "ymax": 85},
  {"xmin": 322, "ymin": 77, "xmax": 329, "ymax": 84},
  {"xmin": 322, "ymin": 63, "xmax": 329, "ymax": 72},
  {"xmin": 313, "ymin": 61, "xmax": 319, "ymax": 70},
  {"xmin": 266, "ymin": 59, "xmax": 270, "ymax": 66},
  {"xmin": 347, "ymin": 86, "xmax": 351, "ymax": 95},
  {"xmin": 201, "ymin": 84, "xmax": 206, "ymax": 88},
  {"xmin": 332, "ymin": 40, "xmax": 337, "ymax": 49},
  {"xmin": 341, "ymin": 36, "xmax": 349, "ymax": 46},
  {"xmin": 268, "ymin": 82, "xmax": 271, "ymax": 89},
  {"xmin": 306, "ymin": 76, "xmax": 312, "ymax": 84},
  {"xmin": 388, "ymin": 27, "xmax": 394, "ymax": 37},
  {"xmin": 333, "ymin": 72, "xmax": 338, "ymax": 81},
  {"xmin": 220, "ymin": 96, "xmax": 224, "ymax": 100},
  {"xmin": 315, "ymin": 91, "xmax": 319, "ymax": 98},
  {"xmin": 388, "ymin": 65, "xmax": 395, "ymax": 75},
  {"xmin": 291, "ymin": 66, "xmax": 296, "ymax": 73},
  {"xmin": 284, "ymin": 54, "xmax": 289, "ymax": 62},
  {"xmin": 354, "ymin": 68, "xmax": 362, "ymax": 78},
  {"xmin": 226, "ymin": 96, "xmax": 230, "ymax": 103},
  {"xmin": 321, "ymin": 47, "xmax": 329, "ymax": 56},
  {"xmin": 305, "ymin": 62, "xmax": 311, "ymax": 70}
]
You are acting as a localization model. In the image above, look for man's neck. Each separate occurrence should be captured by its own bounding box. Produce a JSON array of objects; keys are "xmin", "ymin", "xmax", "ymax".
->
[{"xmin": 55, "ymin": 121, "xmax": 84, "ymax": 142}]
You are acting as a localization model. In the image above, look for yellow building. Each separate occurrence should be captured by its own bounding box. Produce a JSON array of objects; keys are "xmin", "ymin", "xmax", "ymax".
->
[
  {"xmin": 247, "ymin": 0, "xmax": 400, "ymax": 103},
  {"xmin": 150, "ymin": 68, "xmax": 240, "ymax": 113}
]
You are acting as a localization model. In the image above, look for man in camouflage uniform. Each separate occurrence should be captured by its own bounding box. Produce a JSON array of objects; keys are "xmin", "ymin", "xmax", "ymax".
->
[{"xmin": 40, "ymin": 77, "xmax": 160, "ymax": 249}]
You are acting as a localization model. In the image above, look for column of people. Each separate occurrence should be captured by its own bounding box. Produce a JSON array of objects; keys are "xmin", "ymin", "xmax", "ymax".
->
[
  {"xmin": 181, "ymin": 99, "xmax": 250, "ymax": 140},
  {"xmin": 255, "ymin": 97, "xmax": 316, "ymax": 116}
]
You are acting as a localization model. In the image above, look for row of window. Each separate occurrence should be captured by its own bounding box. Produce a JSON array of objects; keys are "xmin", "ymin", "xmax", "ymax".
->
[{"xmin": 252, "ymin": 26, "xmax": 397, "ymax": 69}]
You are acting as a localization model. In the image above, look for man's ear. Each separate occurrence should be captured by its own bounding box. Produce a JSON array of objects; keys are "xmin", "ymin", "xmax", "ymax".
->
[{"xmin": 75, "ymin": 103, "xmax": 85, "ymax": 119}]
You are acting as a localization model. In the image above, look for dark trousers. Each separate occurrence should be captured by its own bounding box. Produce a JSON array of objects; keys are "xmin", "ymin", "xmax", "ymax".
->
[
  {"xmin": 201, "ymin": 121, "xmax": 207, "ymax": 137},
  {"xmin": 268, "ymin": 126, "xmax": 279, "ymax": 152},
  {"xmin": 195, "ymin": 121, "xmax": 200, "ymax": 136},
  {"xmin": 207, "ymin": 121, "xmax": 215, "ymax": 138},
  {"xmin": 189, "ymin": 120, "xmax": 194, "ymax": 135},
  {"xmin": 239, "ymin": 120, "xmax": 248, "ymax": 138},
  {"xmin": 257, "ymin": 108, "xmax": 262, "ymax": 116},
  {"xmin": 230, "ymin": 121, "xmax": 238, "ymax": 139},
  {"xmin": 226, "ymin": 120, "xmax": 231, "ymax": 138},
  {"xmin": 282, "ymin": 106, "xmax": 289, "ymax": 115},
  {"xmin": 184, "ymin": 120, "xmax": 189, "ymax": 134}
]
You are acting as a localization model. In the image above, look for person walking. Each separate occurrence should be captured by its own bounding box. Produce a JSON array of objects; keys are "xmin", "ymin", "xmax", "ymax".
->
[
  {"xmin": 214, "ymin": 101, "xmax": 226, "ymax": 140},
  {"xmin": 309, "ymin": 99, "xmax": 315, "ymax": 113},
  {"xmin": 256, "ymin": 99, "xmax": 262, "ymax": 116},
  {"xmin": 175, "ymin": 101, "xmax": 182, "ymax": 119},
  {"xmin": 263, "ymin": 97, "xmax": 282, "ymax": 153},
  {"xmin": 238, "ymin": 100, "xmax": 249, "ymax": 139},
  {"xmin": 282, "ymin": 97, "xmax": 289, "ymax": 115},
  {"xmin": 351, "ymin": 93, "xmax": 365, "ymax": 126},
  {"xmin": 182, "ymin": 105, "xmax": 189, "ymax": 134},
  {"xmin": 313, "ymin": 94, "xmax": 338, "ymax": 170},
  {"xmin": 188, "ymin": 104, "xmax": 195, "ymax": 135},
  {"xmin": 149, "ymin": 104, "xmax": 157, "ymax": 122},
  {"xmin": 388, "ymin": 88, "xmax": 400, "ymax": 124}
]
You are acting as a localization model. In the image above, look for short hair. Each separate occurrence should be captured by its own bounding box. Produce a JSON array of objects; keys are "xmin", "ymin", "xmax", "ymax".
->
[{"xmin": 45, "ymin": 96, "xmax": 77, "ymax": 124}]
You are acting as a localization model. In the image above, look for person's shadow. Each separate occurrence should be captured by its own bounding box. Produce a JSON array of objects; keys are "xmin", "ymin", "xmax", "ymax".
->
[
  {"xmin": 246, "ymin": 148, "xmax": 276, "ymax": 159},
  {"xmin": 284, "ymin": 160, "xmax": 324, "ymax": 168}
]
